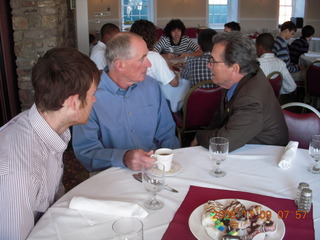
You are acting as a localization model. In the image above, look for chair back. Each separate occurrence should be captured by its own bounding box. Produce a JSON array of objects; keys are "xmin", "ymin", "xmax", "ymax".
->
[
  {"xmin": 281, "ymin": 102, "xmax": 320, "ymax": 149},
  {"xmin": 266, "ymin": 71, "xmax": 283, "ymax": 98},
  {"xmin": 306, "ymin": 60, "xmax": 320, "ymax": 97},
  {"xmin": 183, "ymin": 80, "xmax": 223, "ymax": 130},
  {"xmin": 185, "ymin": 28, "xmax": 197, "ymax": 38}
]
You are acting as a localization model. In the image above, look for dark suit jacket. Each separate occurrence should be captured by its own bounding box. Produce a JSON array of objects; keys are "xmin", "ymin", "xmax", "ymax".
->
[{"xmin": 196, "ymin": 70, "xmax": 289, "ymax": 151}]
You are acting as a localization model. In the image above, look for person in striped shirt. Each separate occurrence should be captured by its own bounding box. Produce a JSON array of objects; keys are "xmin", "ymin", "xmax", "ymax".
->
[
  {"xmin": 0, "ymin": 47, "xmax": 100, "ymax": 240},
  {"xmin": 289, "ymin": 25, "xmax": 315, "ymax": 65},
  {"xmin": 272, "ymin": 21, "xmax": 305, "ymax": 73},
  {"xmin": 153, "ymin": 19, "xmax": 202, "ymax": 60}
]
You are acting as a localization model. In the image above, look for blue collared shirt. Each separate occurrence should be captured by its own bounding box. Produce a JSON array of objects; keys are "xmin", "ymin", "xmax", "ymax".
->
[
  {"xmin": 72, "ymin": 71, "xmax": 179, "ymax": 171},
  {"xmin": 226, "ymin": 82, "xmax": 239, "ymax": 101}
]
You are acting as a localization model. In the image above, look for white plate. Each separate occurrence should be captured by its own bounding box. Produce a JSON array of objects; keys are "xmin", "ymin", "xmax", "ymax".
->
[
  {"xmin": 164, "ymin": 161, "xmax": 182, "ymax": 176},
  {"xmin": 188, "ymin": 199, "xmax": 285, "ymax": 240}
]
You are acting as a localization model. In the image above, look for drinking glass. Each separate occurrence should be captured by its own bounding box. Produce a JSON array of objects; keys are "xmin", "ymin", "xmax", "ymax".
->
[
  {"xmin": 209, "ymin": 137, "xmax": 229, "ymax": 178},
  {"xmin": 142, "ymin": 162, "xmax": 165, "ymax": 210},
  {"xmin": 112, "ymin": 217, "xmax": 143, "ymax": 240},
  {"xmin": 308, "ymin": 135, "xmax": 320, "ymax": 174}
]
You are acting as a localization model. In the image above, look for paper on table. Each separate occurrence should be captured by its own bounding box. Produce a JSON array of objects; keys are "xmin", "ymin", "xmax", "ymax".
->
[
  {"xmin": 69, "ymin": 196, "xmax": 148, "ymax": 225},
  {"xmin": 278, "ymin": 141, "xmax": 299, "ymax": 169}
]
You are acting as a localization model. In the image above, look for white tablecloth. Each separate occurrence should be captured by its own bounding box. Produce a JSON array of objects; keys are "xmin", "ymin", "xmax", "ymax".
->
[
  {"xmin": 27, "ymin": 145, "xmax": 320, "ymax": 240},
  {"xmin": 299, "ymin": 51, "xmax": 320, "ymax": 66}
]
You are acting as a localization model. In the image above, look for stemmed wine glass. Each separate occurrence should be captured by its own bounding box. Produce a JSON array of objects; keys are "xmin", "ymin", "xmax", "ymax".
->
[
  {"xmin": 209, "ymin": 137, "xmax": 229, "ymax": 178},
  {"xmin": 142, "ymin": 162, "xmax": 165, "ymax": 210},
  {"xmin": 308, "ymin": 135, "xmax": 320, "ymax": 174}
]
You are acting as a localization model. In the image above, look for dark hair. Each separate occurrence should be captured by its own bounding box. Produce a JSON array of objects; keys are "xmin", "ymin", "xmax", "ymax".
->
[
  {"xmin": 301, "ymin": 25, "xmax": 315, "ymax": 38},
  {"xmin": 197, "ymin": 28, "xmax": 217, "ymax": 52},
  {"xmin": 224, "ymin": 21, "xmax": 241, "ymax": 31},
  {"xmin": 130, "ymin": 19, "xmax": 157, "ymax": 50},
  {"xmin": 89, "ymin": 33, "xmax": 96, "ymax": 44},
  {"xmin": 101, "ymin": 23, "xmax": 119, "ymax": 38},
  {"xmin": 32, "ymin": 47, "xmax": 100, "ymax": 112},
  {"xmin": 280, "ymin": 21, "xmax": 297, "ymax": 32},
  {"xmin": 256, "ymin": 33, "xmax": 274, "ymax": 52},
  {"xmin": 163, "ymin": 19, "xmax": 186, "ymax": 38},
  {"xmin": 212, "ymin": 32, "xmax": 260, "ymax": 75}
]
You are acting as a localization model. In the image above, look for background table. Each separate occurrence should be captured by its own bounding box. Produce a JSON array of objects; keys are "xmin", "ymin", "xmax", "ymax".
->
[
  {"xmin": 28, "ymin": 145, "xmax": 320, "ymax": 240},
  {"xmin": 299, "ymin": 52, "xmax": 320, "ymax": 66}
]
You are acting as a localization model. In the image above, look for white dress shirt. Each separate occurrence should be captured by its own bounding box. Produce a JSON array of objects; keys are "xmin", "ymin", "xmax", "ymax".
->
[
  {"xmin": 90, "ymin": 40, "xmax": 107, "ymax": 70},
  {"xmin": 258, "ymin": 53, "xmax": 297, "ymax": 94},
  {"xmin": 0, "ymin": 104, "xmax": 70, "ymax": 239}
]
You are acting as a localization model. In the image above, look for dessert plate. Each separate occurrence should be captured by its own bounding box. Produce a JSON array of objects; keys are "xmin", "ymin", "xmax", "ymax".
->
[{"xmin": 188, "ymin": 199, "xmax": 285, "ymax": 240}]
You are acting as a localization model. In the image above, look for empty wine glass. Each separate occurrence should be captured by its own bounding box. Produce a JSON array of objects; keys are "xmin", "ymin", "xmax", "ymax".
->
[
  {"xmin": 142, "ymin": 162, "xmax": 165, "ymax": 210},
  {"xmin": 308, "ymin": 135, "xmax": 320, "ymax": 174},
  {"xmin": 209, "ymin": 137, "xmax": 229, "ymax": 178}
]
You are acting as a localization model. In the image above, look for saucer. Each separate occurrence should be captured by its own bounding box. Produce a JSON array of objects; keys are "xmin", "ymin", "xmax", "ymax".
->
[{"xmin": 165, "ymin": 161, "xmax": 182, "ymax": 176}]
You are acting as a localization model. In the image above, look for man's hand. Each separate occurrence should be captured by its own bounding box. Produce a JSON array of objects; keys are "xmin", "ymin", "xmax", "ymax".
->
[
  {"xmin": 190, "ymin": 137, "xmax": 198, "ymax": 146},
  {"xmin": 123, "ymin": 149, "xmax": 156, "ymax": 171}
]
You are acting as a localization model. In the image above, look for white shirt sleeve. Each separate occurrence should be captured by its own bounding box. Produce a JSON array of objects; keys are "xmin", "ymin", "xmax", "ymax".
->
[{"xmin": 147, "ymin": 51, "xmax": 175, "ymax": 85}]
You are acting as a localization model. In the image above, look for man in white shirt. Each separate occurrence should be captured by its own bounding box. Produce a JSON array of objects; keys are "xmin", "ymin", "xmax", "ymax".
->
[
  {"xmin": 90, "ymin": 23, "xmax": 120, "ymax": 71},
  {"xmin": 256, "ymin": 33, "xmax": 297, "ymax": 95},
  {"xmin": 0, "ymin": 47, "xmax": 100, "ymax": 239}
]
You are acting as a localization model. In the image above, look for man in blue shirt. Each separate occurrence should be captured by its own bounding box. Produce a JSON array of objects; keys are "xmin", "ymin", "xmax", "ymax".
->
[{"xmin": 72, "ymin": 32, "xmax": 179, "ymax": 172}]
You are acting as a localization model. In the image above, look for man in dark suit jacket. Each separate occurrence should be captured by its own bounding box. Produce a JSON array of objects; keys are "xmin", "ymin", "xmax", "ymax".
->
[{"xmin": 191, "ymin": 32, "xmax": 288, "ymax": 151}]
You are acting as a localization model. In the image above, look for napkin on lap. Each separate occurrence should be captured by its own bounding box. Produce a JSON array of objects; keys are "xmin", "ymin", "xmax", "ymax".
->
[
  {"xmin": 278, "ymin": 141, "xmax": 299, "ymax": 169},
  {"xmin": 69, "ymin": 196, "xmax": 148, "ymax": 225}
]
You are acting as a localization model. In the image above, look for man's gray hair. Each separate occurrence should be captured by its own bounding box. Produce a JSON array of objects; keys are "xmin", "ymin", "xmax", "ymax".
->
[
  {"xmin": 212, "ymin": 32, "xmax": 260, "ymax": 75},
  {"xmin": 105, "ymin": 33, "xmax": 136, "ymax": 66}
]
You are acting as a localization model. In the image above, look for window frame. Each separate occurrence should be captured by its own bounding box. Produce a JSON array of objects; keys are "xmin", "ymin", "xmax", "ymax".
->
[
  {"xmin": 120, "ymin": 0, "xmax": 155, "ymax": 30},
  {"xmin": 207, "ymin": 0, "xmax": 238, "ymax": 30},
  {"xmin": 278, "ymin": 0, "xmax": 305, "ymax": 25}
]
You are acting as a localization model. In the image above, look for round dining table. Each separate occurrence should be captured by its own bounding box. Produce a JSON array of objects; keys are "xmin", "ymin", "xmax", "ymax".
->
[{"xmin": 27, "ymin": 144, "xmax": 319, "ymax": 240}]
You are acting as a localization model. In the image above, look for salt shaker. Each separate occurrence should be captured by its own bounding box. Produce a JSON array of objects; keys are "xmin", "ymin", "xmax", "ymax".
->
[
  {"xmin": 298, "ymin": 188, "xmax": 312, "ymax": 213},
  {"xmin": 295, "ymin": 182, "xmax": 309, "ymax": 206}
]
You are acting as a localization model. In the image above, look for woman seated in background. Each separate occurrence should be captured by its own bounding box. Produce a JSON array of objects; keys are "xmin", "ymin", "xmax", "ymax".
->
[{"xmin": 153, "ymin": 19, "xmax": 202, "ymax": 60}]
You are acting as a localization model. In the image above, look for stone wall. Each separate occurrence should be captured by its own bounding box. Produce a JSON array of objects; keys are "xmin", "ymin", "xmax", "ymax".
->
[{"xmin": 10, "ymin": 0, "xmax": 75, "ymax": 110}]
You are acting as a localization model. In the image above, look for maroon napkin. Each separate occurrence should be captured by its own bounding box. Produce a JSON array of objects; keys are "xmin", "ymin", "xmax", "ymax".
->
[{"xmin": 162, "ymin": 185, "xmax": 314, "ymax": 240}]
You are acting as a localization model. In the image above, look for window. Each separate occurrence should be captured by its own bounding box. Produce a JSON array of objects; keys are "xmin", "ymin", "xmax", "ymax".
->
[
  {"xmin": 278, "ymin": 0, "xmax": 305, "ymax": 25},
  {"xmin": 121, "ymin": 0, "xmax": 154, "ymax": 30},
  {"xmin": 208, "ymin": 0, "xmax": 238, "ymax": 29}
]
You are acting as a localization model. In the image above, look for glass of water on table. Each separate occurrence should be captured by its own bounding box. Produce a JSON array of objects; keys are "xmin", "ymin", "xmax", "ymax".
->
[{"xmin": 209, "ymin": 137, "xmax": 229, "ymax": 178}]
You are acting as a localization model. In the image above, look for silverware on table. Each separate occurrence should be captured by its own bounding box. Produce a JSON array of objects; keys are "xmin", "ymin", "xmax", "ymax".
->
[{"xmin": 132, "ymin": 172, "xmax": 179, "ymax": 193}]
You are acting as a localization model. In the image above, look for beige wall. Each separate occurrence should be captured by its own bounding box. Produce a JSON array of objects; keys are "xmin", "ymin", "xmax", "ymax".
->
[{"xmin": 87, "ymin": 0, "xmax": 320, "ymax": 37}]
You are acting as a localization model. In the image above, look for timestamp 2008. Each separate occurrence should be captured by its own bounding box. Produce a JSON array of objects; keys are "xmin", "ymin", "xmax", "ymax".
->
[{"xmin": 211, "ymin": 210, "xmax": 308, "ymax": 220}]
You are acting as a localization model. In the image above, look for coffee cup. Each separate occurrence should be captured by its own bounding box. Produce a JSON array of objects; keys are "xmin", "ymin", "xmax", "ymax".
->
[{"xmin": 151, "ymin": 148, "xmax": 174, "ymax": 172}]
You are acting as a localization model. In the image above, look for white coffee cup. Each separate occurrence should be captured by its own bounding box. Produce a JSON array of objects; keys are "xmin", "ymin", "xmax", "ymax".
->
[{"xmin": 151, "ymin": 148, "xmax": 174, "ymax": 172}]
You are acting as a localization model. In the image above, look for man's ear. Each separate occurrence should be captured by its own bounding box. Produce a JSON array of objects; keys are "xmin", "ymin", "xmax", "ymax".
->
[
  {"xmin": 114, "ymin": 59, "xmax": 124, "ymax": 72},
  {"xmin": 64, "ymin": 94, "xmax": 81, "ymax": 111},
  {"xmin": 231, "ymin": 63, "xmax": 241, "ymax": 74}
]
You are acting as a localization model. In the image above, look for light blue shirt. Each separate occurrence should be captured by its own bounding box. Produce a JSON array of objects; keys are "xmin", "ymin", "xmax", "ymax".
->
[
  {"xmin": 72, "ymin": 70, "xmax": 179, "ymax": 171},
  {"xmin": 226, "ymin": 82, "xmax": 239, "ymax": 101}
]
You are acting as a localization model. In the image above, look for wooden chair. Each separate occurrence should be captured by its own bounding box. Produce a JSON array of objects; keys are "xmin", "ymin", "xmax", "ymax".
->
[
  {"xmin": 281, "ymin": 102, "xmax": 320, "ymax": 149},
  {"xmin": 305, "ymin": 60, "xmax": 320, "ymax": 108},
  {"xmin": 172, "ymin": 80, "xmax": 223, "ymax": 145},
  {"xmin": 266, "ymin": 71, "xmax": 283, "ymax": 99}
]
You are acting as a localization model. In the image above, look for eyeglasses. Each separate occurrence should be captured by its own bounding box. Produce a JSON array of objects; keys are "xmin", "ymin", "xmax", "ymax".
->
[{"xmin": 208, "ymin": 56, "xmax": 225, "ymax": 66}]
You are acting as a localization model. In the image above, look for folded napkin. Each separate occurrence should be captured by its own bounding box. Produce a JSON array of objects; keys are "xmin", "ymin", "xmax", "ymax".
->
[
  {"xmin": 69, "ymin": 196, "xmax": 148, "ymax": 225},
  {"xmin": 278, "ymin": 141, "xmax": 299, "ymax": 169}
]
